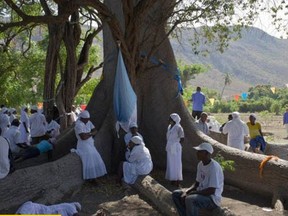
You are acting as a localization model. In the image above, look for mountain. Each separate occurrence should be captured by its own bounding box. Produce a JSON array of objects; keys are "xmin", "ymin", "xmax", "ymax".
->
[{"xmin": 170, "ymin": 27, "xmax": 288, "ymax": 98}]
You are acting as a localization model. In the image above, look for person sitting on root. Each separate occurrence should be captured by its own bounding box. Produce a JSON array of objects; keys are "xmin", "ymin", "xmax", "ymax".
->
[
  {"xmin": 124, "ymin": 122, "xmax": 143, "ymax": 146},
  {"xmin": 172, "ymin": 142, "xmax": 224, "ymax": 216},
  {"xmin": 247, "ymin": 113, "xmax": 266, "ymax": 153},
  {"xmin": 3, "ymin": 119, "xmax": 29, "ymax": 155},
  {"xmin": 46, "ymin": 115, "xmax": 60, "ymax": 144},
  {"xmin": 14, "ymin": 139, "xmax": 54, "ymax": 163},
  {"xmin": 16, "ymin": 201, "xmax": 81, "ymax": 216},
  {"xmin": 118, "ymin": 136, "xmax": 153, "ymax": 184}
]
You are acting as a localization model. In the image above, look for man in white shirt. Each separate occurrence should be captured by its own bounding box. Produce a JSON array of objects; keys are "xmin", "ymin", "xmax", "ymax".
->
[
  {"xmin": 172, "ymin": 142, "xmax": 224, "ymax": 216},
  {"xmin": 29, "ymin": 106, "xmax": 47, "ymax": 145},
  {"xmin": 46, "ymin": 115, "xmax": 60, "ymax": 144},
  {"xmin": 3, "ymin": 119, "xmax": 28, "ymax": 154}
]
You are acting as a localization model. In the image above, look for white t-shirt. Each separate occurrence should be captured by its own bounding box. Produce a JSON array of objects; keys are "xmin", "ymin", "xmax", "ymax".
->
[
  {"xmin": 196, "ymin": 159, "xmax": 224, "ymax": 206},
  {"xmin": 29, "ymin": 113, "xmax": 47, "ymax": 137},
  {"xmin": 3, "ymin": 126, "xmax": 22, "ymax": 153}
]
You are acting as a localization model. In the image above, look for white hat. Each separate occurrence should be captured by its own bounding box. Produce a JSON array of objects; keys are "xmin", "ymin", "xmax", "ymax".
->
[
  {"xmin": 79, "ymin": 110, "xmax": 90, "ymax": 118},
  {"xmin": 170, "ymin": 113, "xmax": 181, "ymax": 124},
  {"xmin": 193, "ymin": 142, "xmax": 214, "ymax": 154},
  {"xmin": 130, "ymin": 136, "xmax": 143, "ymax": 145},
  {"xmin": 232, "ymin": 111, "xmax": 240, "ymax": 119}
]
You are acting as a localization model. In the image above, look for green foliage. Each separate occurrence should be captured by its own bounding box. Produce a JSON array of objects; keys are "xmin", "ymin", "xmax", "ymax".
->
[
  {"xmin": 177, "ymin": 60, "xmax": 209, "ymax": 87},
  {"xmin": 270, "ymin": 101, "xmax": 281, "ymax": 115},
  {"xmin": 74, "ymin": 78, "xmax": 100, "ymax": 105},
  {"xmin": 214, "ymin": 153, "xmax": 235, "ymax": 172}
]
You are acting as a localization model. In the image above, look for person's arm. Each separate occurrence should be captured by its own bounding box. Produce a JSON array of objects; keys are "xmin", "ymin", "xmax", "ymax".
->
[
  {"xmin": 185, "ymin": 182, "xmax": 199, "ymax": 194},
  {"xmin": 79, "ymin": 132, "xmax": 94, "ymax": 140},
  {"xmin": 258, "ymin": 123, "xmax": 264, "ymax": 137}
]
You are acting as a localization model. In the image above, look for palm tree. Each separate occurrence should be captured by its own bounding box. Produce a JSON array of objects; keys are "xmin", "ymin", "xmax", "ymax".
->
[{"xmin": 220, "ymin": 72, "xmax": 232, "ymax": 100}]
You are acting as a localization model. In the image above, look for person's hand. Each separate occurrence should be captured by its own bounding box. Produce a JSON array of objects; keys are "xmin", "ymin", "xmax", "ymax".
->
[{"xmin": 180, "ymin": 191, "xmax": 187, "ymax": 205}]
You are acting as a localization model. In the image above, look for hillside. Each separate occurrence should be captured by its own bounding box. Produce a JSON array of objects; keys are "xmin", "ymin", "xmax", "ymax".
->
[{"xmin": 171, "ymin": 27, "xmax": 288, "ymax": 98}]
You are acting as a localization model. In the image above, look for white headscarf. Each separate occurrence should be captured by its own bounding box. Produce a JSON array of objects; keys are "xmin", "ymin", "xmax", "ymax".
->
[
  {"xmin": 231, "ymin": 111, "xmax": 240, "ymax": 119},
  {"xmin": 79, "ymin": 110, "xmax": 90, "ymax": 118},
  {"xmin": 170, "ymin": 113, "xmax": 181, "ymax": 125},
  {"xmin": 130, "ymin": 135, "xmax": 144, "ymax": 145}
]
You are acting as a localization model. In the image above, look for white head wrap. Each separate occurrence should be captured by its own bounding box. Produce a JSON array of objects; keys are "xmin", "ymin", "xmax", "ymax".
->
[
  {"xmin": 79, "ymin": 110, "xmax": 90, "ymax": 118},
  {"xmin": 170, "ymin": 113, "xmax": 181, "ymax": 124},
  {"xmin": 231, "ymin": 111, "xmax": 240, "ymax": 119},
  {"xmin": 129, "ymin": 122, "xmax": 138, "ymax": 128},
  {"xmin": 130, "ymin": 136, "xmax": 144, "ymax": 145}
]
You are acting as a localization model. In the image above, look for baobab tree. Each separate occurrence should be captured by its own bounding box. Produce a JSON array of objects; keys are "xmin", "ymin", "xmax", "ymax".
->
[{"xmin": 1, "ymin": 0, "xmax": 288, "ymax": 211}]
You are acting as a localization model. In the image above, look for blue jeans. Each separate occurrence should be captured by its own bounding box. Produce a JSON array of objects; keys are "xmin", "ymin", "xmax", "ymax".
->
[{"xmin": 172, "ymin": 189, "xmax": 217, "ymax": 216}]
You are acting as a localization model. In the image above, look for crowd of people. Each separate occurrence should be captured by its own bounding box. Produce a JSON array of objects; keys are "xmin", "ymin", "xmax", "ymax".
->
[{"xmin": 1, "ymin": 90, "xmax": 288, "ymax": 216}]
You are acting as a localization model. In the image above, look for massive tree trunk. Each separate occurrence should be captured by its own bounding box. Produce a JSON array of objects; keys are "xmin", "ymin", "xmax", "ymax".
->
[{"xmin": 2, "ymin": 0, "xmax": 288, "ymax": 212}]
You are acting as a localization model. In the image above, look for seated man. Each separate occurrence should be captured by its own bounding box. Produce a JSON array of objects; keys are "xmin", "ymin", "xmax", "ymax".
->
[
  {"xmin": 16, "ymin": 201, "xmax": 81, "ymax": 216},
  {"xmin": 118, "ymin": 136, "xmax": 153, "ymax": 184},
  {"xmin": 3, "ymin": 119, "xmax": 29, "ymax": 154},
  {"xmin": 15, "ymin": 139, "xmax": 54, "ymax": 162},
  {"xmin": 46, "ymin": 115, "xmax": 60, "ymax": 144},
  {"xmin": 172, "ymin": 142, "xmax": 224, "ymax": 216},
  {"xmin": 247, "ymin": 114, "xmax": 266, "ymax": 153}
]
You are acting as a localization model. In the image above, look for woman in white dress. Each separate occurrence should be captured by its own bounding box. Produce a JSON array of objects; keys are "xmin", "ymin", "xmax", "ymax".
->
[
  {"xmin": 165, "ymin": 113, "xmax": 184, "ymax": 187},
  {"xmin": 118, "ymin": 136, "xmax": 153, "ymax": 184},
  {"xmin": 74, "ymin": 110, "xmax": 107, "ymax": 182},
  {"xmin": 19, "ymin": 106, "xmax": 30, "ymax": 145}
]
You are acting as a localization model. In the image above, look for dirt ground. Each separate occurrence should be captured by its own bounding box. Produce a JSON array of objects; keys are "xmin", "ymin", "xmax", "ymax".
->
[{"xmin": 4, "ymin": 113, "xmax": 288, "ymax": 215}]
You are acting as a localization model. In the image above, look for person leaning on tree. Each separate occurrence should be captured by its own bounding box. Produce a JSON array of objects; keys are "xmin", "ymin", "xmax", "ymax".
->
[{"xmin": 172, "ymin": 142, "xmax": 224, "ymax": 216}]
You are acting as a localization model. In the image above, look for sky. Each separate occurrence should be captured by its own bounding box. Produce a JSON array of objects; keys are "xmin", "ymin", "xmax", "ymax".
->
[{"xmin": 249, "ymin": 0, "xmax": 287, "ymax": 39}]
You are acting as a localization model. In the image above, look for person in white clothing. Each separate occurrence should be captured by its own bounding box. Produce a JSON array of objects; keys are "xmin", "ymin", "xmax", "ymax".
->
[
  {"xmin": 118, "ymin": 136, "xmax": 153, "ymax": 184},
  {"xmin": 3, "ymin": 119, "xmax": 28, "ymax": 154},
  {"xmin": 74, "ymin": 110, "xmax": 107, "ymax": 182},
  {"xmin": 46, "ymin": 115, "xmax": 60, "ymax": 144},
  {"xmin": 9, "ymin": 108, "xmax": 17, "ymax": 123},
  {"xmin": 165, "ymin": 113, "xmax": 184, "ymax": 187},
  {"xmin": 0, "ymin": 108, "xmax": 11, "ymax": 135},
  {"xmin": 16, "ymin": 201, "xmax": 81, "ymax": 216},
  {"xmin": 0, "ymin": 135, "xmax": 12, "ymax": 179},
  {"xmin": 172, "ymin": 142, "xmax": 224, "ymax": 216},
  {"xmin": 29, "ymin": 105, "xmax": 47, "ymax": 145},
  {"xmin": 222, "ymin": 111, "xmax": 249, "ymax": 150},
  {"xmin": 124, "ymin": 122, "xmax": 143, "ymax": 146},
  {"xmin": 19, "ymin": 106, "xmax": 30, "ymax": 145}
]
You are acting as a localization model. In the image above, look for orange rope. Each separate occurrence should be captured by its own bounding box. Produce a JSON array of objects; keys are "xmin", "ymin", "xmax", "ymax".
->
[{"xmin": 259, "ymin": 155, "xmax": 279, "ymax": 178}]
